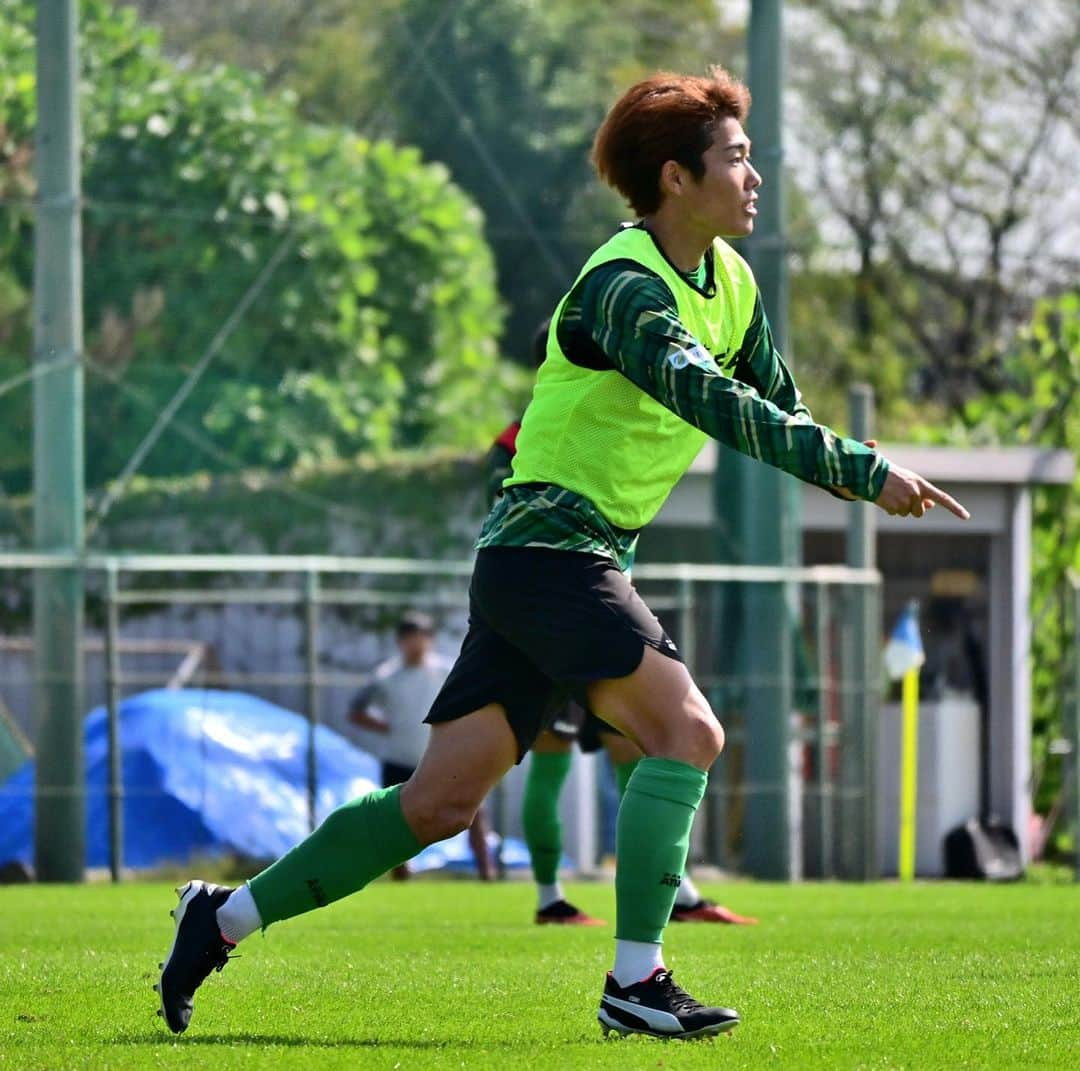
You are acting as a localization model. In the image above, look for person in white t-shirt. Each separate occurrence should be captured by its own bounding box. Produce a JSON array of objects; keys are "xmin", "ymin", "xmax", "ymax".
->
[{"xmin": 349, "ymin": 611, "xmax": 494, "ymax": 880}]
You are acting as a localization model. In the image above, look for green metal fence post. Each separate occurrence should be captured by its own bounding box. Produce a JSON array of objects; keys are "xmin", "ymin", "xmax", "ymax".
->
[
  {"xmin": 104, "ymin": 562, "xmax": 123, "ymax": 882},
  {"xmin": 33, "ymin": 0, "xmax": 86, "ymax": 883},
  {"xmin": 842, "ymin": 385, "xmax": 879, "ymax": 879},
  {"xmin": 1071, "ymin": 577, "xmax": 1080, "ymax": 883},
  {"xmin": 677, "ymin": 574, "xmax": 697, "ymax": 676},
  {"xmin": 304, "ymin": 569, "xmax": 320, "ymax": 833},
  {"xmin": 815, "ymin": 582, "xmax": 833, "ymax": 878},
  {"xmin": 732, "ymin": 0, "xmax": 800, "ymax": 882}
]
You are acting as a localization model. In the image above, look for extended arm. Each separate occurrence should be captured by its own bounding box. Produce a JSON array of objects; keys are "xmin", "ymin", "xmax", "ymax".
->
[{"xmin": 574, "ymin": 264, "xmax": 888, "ymax": 501}]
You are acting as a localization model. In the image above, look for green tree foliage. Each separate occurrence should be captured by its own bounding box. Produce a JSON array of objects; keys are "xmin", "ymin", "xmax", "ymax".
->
[
  {"xmin": 0, "ymin": 6, "xmax": 34, "ymax": 373},
  {"xmin": 364, "ymin": 0, "xmax": 746, "ymax": 350},
  {"xmin": 910, "ymin": 294, "xmax": 1080, "ymax": 825},
  {"xmin": 125, "ymin": 0, "xmax": 742, "ymax": 358},
  {"xmin": 790, "ymin": 0, "xmax": 1080, "ymax": 416},
  {"xmin": 958, "ymin": 295, "xmax": 1080, "ymax": 819},
  {"xmin": 0, "ymin": 0, "xmax": 508, "ymax": 497}
]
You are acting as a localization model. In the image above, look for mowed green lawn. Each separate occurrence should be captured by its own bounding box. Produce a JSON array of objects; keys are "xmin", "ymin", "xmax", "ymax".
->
[{"xmin": 0, "ymin": 880, "xmax": 1077, "ymax": 1070}]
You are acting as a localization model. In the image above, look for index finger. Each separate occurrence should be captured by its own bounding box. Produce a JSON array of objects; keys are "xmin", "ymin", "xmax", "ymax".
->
[{"xmin": 922, "ymin": 480, "xmax": 970, "ymax": 520}]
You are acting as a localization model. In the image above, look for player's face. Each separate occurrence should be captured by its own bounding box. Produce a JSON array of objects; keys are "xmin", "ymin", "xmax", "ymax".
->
[
  {"xmin": 398, "ymin": 630, "xmax": 432, "ymax": 664},
  {"xmin": 680, "ymin": 118, "xmax": 761, "ymax": 238}
]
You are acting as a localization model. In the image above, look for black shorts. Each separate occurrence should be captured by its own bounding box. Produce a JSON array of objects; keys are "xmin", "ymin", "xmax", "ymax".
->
[
  {"xmin": 549, "ymin": 700, "xmax": 617, "ymax": 755},
  {"xmin": 381, "ymin": 761, "xmax": 416, "ymax": 787},
  {"xmin": 425, "ymin": 546, "xmax": 680, "ymax": 760}
]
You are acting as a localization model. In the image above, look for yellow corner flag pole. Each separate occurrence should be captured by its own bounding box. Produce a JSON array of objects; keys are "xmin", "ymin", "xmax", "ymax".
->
[{"xmin": 898, "ymin": 666, "xmax": 920, "ymax": 881}]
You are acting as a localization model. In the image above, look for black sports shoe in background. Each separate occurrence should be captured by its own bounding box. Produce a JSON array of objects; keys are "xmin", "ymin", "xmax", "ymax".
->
[
  {"xmin": 669, "ymin": 898, "xmax": 759, "ymax": 925},
  {"xmin": 155, "ymin": 880, "xmax": 236, "ymax": 1034},
  {"xmin": 535, "ymin": 899, "xmax": 605, "ymax": 926},
  {"xmin": 598, "ymin": 967, "xmax": 739, "ymax": 1039}
]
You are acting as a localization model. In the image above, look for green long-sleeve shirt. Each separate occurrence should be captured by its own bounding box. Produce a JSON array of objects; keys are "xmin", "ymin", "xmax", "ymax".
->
[{"xmin": 478, "ymin": 257, "xmax": 888, "ymax": 570}]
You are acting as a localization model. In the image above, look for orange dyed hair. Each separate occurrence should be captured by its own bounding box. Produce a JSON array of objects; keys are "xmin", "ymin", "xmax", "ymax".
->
[{"xmin": 592, "ymin": 67, "xmax": 750, "ymax": 217}]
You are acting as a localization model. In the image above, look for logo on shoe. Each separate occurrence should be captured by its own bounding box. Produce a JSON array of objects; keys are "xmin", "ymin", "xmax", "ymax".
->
[
  {"xmin": 306, "ymin": 877, "xmax": 328, "ymax": 907},
  {"xmin": 660, "ymin": 872, "xmax": 682, "ymax": 888}
]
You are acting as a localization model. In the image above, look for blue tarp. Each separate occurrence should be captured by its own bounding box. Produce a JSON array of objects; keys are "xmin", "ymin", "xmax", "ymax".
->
[{"xmin": 0, "ymin": 688, "xmax": 380, "ymax": 870}]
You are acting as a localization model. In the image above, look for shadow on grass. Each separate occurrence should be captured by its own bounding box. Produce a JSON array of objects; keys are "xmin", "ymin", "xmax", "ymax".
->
[{"xmin": 117, "ymin": 1031, "xmax": 538, "ymax": 1050}]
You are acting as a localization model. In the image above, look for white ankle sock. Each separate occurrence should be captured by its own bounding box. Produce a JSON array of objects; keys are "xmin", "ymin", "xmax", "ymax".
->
[
  {"xmin": 612, "ymin": 940, "xmax": 665, "ymax": 987},
  {"xmin": 216, "ymin": 884, "xmax": 262, "ymax": 944},
  {"xmin": 675, "ymin": 875, "xmax": 701, "ymax": 908},
  {"xmin": 537, "ymin": 882, "xmax": 563, "ymax": 910}
]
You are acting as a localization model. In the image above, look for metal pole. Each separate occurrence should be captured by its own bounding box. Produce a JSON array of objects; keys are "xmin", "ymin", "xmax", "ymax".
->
[
  {"xmin": 846, "ymin": 385, "xmax": 878, "ymax": 879},
  {"xmin": 677, "ymin": 576, "xmax": 709, "ymax": 866},
  {"xmin": 677, "ymin": 576, "xmax": 697, "ymax": 675},
  {"xmin": 303, "ymin": 570, "xmax": 320, "ymax": 832},
  {"xmin": 33, "ymin": 0, "xmax": 86, "ymax": 882},
  {"xmin": 1071, "ymin": 579, "xmax": 1080, "ymax": 883},
  {"xmin": 104, "ymin": 563, "xmax": 123, "ymax": 882},
  {"xmin": 491, "ymin": 781, "xmax": 508, "ymax": 880},
  {"xmin": 733, "ymin": 0, "xmax": 798, "ymax": 880},
  {"xmin": 815, "ymin": 582, "xmax": 833, "ymax": 878}
]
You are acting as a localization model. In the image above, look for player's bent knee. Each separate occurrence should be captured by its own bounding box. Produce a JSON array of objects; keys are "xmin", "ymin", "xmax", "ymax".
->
[
  {"xmin": 711, "ymin": 718, "xmax": 726, "ymax": 758},
  {"xmin": 429, "ymin": 805, "xmax": 474, "ymax": 843},
  {"xmin": 400, "ymin": 789, "xmax": 477, "ymax": 845},
  {"xmin": 682, "ymin": 714, "xmax": 724, "ymax": 768},
  {"xmin": 650, "ymin": 707, "xmax": 723, "ymax": 769}
]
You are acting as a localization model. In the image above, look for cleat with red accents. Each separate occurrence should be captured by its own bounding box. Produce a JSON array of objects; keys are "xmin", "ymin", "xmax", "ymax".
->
[
  {"xmin": 670, "ymin": 899, "xmax": 759, "ymax": 925},
  {"xmin": 535, "ymin": 898, "xmax": 606, "ymax": 926}
]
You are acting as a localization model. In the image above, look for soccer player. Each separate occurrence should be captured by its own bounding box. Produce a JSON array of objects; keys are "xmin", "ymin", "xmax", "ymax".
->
[
  {"xmin": 157, "ymin": 67, "xmax": 968, "ymax": 1040},
  {"xmin": 492, "ymin": 398, "xmax": 756, "ymax": 927},
  {"xmin": 346, "ymin": 611, "xmax": 494, "ymax": 881}
]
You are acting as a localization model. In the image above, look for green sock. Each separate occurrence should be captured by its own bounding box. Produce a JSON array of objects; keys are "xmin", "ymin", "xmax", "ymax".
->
[
  {"xmin": 521, "ymin": 751, "xmax": 573, "ymax": 885},
  {"xmin": 613, "ymin": 758, "xmax": 640, "ymax": 799},
  {"xmin": 249, "ymin": 785, "xmax": 422, "ymax": 927},
  {"xmin": 615, "ymin": 757, "xmax": 707, "ymax": 943}
]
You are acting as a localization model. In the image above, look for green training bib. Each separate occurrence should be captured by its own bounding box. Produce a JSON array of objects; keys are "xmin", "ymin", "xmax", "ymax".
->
[{"xmin": 507, "ymin": 225, "xmax": 758, "ymax": 529}]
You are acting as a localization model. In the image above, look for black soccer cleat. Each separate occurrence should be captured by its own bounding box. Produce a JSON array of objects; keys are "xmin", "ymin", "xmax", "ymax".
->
[
  {"xmin": 155, "ymin": 880, "xmax": 237, "ymax": 1034},
  {"xmin": 535, "ymin": 898, "xmax": 605, "ymax": 926},
  {"xmin": 598, "ymin": 967, "xmax": 739, "ymax": 1040}
]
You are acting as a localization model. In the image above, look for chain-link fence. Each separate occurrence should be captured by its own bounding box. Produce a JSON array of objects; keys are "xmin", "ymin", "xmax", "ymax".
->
[{"xmin": 0, "ymin": 552, "xmax": 882, "ymax": 882}]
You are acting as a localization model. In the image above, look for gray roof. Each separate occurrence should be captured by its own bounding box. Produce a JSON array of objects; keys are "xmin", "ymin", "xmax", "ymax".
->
[{"xmin": 689, "ymin": 443, "xmax": 1074, "ymax": 485}]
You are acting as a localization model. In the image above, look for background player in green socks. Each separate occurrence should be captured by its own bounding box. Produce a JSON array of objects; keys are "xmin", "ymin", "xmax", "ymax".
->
[
  {"xmin": 521, "ymin": 704, "xmax": 759, "ymax": 926},
  {"xmin": 157, "ymin": 66, "xmax": 967, "ymax": 1041}
]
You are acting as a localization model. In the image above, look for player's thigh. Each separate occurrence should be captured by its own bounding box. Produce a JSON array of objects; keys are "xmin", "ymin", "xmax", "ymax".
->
[
  {"xmin": 400, "ymin": 703, "xmax": 517, "ymax": 840},
  {"xmin": 586, "ymin": 646, "xmax": 723, "ymax": 771}
]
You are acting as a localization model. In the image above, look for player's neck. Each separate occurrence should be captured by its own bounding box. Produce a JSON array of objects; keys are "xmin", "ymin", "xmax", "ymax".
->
[{"xmin": 641, "ymin": 213, "xmax": 712, "ymax": 274}]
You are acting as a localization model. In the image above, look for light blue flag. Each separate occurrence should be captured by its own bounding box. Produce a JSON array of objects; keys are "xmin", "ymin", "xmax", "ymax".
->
[{"xmin": 884, "ymin": 600, "xmax": 925, "ymax": 681}]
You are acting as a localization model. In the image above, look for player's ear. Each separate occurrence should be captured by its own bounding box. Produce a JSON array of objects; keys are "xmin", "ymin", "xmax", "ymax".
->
[{"xmin": 658, "ymin": 160, "xmax": 685, "ymax": 200}]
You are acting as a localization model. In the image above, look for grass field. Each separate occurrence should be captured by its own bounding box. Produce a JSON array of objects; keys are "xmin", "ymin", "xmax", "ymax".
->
[{"xmin": 1, "ymin": 879, "xmax": 1077, "ymax": 1070}]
